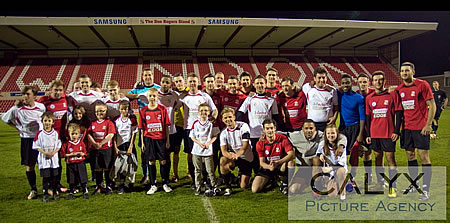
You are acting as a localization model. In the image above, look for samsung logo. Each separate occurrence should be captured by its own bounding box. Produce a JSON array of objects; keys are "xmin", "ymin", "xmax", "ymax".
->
[
  {"xmin": 208, "ymin": 19, "xmax": 239, "ymax": 25},
  {"xmin": 93, "ymin": 18, "xmax": 127, "ymax": 25}
]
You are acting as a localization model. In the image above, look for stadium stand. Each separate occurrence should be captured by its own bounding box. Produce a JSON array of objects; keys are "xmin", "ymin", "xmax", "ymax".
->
[{"xmin": 0, "ymin": 56, "xmax": 401, "ymax": 113}]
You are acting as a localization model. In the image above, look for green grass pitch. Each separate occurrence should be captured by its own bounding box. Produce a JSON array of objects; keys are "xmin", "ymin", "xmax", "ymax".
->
[{"xmin": 0, "ymin": 111, "xmax": 449, "ymax": 223}]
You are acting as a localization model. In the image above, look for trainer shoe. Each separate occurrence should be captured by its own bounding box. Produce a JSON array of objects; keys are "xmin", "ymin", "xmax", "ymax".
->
[
  {"xmin": 162, "ymin": 184, "xmax": 173, "ymax": 193},
  {"xmin": 340, "ymin": 193, "xmax": 346, "ymax": 201},
  {"xmin": 92, "ymin": 187, "xmax": 102, "ymax": 196},
  {"xmin": 213, "ymin": 187, "xmax": 221, "ymax": 194},
  {"xmin": 146, "ymin": 185, "xmax": 158, "ymax": 195},
  {"xmin": 105, "ymin": 186, "xmax": 112, "ymax": 195},
  {"xmin": 117, "ymin": 186, "xmax": 124, "ymax": 195},
  {"xmin": 140, "ymin": 176, "xmax": 149, "ymax": 184},
  {"xmin": 66, "ymin": 193, "xmax": 75, "ymax": 200},
  {"xmin": 42, "ymin": 194, "xmax": 49, "ymax": 202},
  {"xmin": 402, "ymin": 184, "xmax": 418, "ymax": 194},
  {"xmin": 53, "ymin": 193, "xmax": 60, "ymax": 201},
  {"xmin": 224, "ymin": 188, "xmax": 232, "ymax": 196},
  {"xmin": 58, "ymin": 184, "xmax": 68, "ymax": 193},
  {"xmin": 83, "ymin": 192, "xmax": 89, "ymax": 199},
  {"xmin": 419, "ymin": 191, "xmax": 430, "ymax": 201},
  {"xmin": 172, "ymin": 175, "xmax": 179, "ymax": 183},
  {"xmin": 205, "ymin": 189, "xmax": 215, "ymax": 197},
  {"xmin": 27, "ymin": 190, "xmax": 38, "ymax": 200},
  {"xmin": 280, "ymin": 184, "xmax": 288, "ymax": 196},
  {"xmin": 388, "ymin": 188, "xmax": 398, "ymax": 198}
]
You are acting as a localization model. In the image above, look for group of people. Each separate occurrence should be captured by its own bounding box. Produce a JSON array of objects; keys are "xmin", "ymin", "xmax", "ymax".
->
[{"xmin": 2, "ymin": 62, "xmax": 442, "ymax": 202}]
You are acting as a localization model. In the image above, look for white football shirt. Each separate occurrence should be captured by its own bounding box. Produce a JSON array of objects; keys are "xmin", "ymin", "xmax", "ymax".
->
[
  {"xmin": 219, "ymin": 121, "xmax": 254, "ymax": 162},
  {"xmin": 189, "ymin": 119, "xmax": 220, "ymax": 156},
  {"xmin": 180, "ymin": 91, "xmax": 217, "ymax": 130},
  {"xmin": 114, "ymin": 114, "xmax": 138, "ymax": 146},
  {"xmin": 238, "ymin": 95, "xmax": 278, "ymax": 138},
  {"xmin": 302, "ymin": 83, "xmax": 338, "ymax": 123},
  {"xmin": 32, "ymin": 129, "xmax": 61, "ymax": 170},
  {"xmin": 2, "ymin": 102, "xmax": 46, "ymax": 138}
]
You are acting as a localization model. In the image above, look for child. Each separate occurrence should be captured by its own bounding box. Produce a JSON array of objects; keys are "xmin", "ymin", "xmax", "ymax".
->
[
  {"xmin": 113, "ymin": 100, "xmax": 138, "ymax": 194},
  {"xmin": 316, "ymin": 124, "xmax": 348, "ymax": 201},
  {"xmin": 2, "ymin": 85, "xmax": 46, "ymax": 200},
  {"xmin": 61, "ymin": 123, "xmax": 89, "ymax": 200},
  {"xmin": 139, "ymin": 88, "xmax": 172, "ymax": 195},
  {"xmin": 190, "ymin": 103, "xmax": 220, "ymax": 196},
  {"xmin": 87, "ymin": 102, "xmax": 117, "ymax": 195},
  {"xmin": 32, "ymin": 112, "xmax": 62, "ymax": 202}
]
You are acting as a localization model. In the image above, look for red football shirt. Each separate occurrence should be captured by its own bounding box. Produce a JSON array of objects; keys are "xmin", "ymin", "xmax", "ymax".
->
[
  {"xmin": 265, "ymin": 83, "xmax": 281, "ymax": 98},
  {"xmin": 396, "ymin": 79, "xmax": 434, "ymax": 130},
  {"xmin": 60, "ymin": 139, "xmax": 87, "ymax": 164},
  {"xmin": 276, "ymin": 91, "xmax": 307, "ymax": 130},
  {"xmin": 37, "ymin": 95, "xmax": 68, "ymax": 135},
  {"xmin": 88, "ymin": 119, "xmax": 116, "ymax": 150},
  {"xmin": 256, "ymin": 133, "xmax": 293, "ymax": 162},
  {"xmin": 139, "ymin": 104, "xmax": 170, "ymax": 139},
  {"xmin": 365, "ymin": 90, "xmax": 403, "ymax": 139},
  {"xmin": 220, "ymin": 91, "xmax": 247, "ymax": 128}
]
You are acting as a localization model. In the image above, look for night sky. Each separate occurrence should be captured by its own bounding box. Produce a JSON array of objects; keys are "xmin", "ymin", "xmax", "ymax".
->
[{"xmin": 1, "ymin": 9, "xmax": 449, "ymax": 76}]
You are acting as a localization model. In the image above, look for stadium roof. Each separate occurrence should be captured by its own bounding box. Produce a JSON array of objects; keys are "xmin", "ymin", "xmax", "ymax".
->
[{"xmin": 0, "ymin": 16, "xmax": 439, "ymax": 51}]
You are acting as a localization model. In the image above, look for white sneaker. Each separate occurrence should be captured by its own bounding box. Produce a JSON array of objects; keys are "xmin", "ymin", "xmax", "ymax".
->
[
  {"xmin": 162, "ymin": 184, "xmax": 173, "ymax": 193},
  {"xmin": 224, "ymin": 188, "xmax": 232, "ymax": 196},
  {"xmin": 146, "ymin": 185, "xmax": 158, "ymax": 195},
  {"xmin": 27, "ymin": 190, "xmax": 37, "ymax": 200}
]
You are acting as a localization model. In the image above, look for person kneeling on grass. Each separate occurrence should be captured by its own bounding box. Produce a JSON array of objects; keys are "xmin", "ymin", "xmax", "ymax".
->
[
  {"xmin": 190, "ymin": 103, "xmax": 221, "ymax": 196},
  {"xmin": 219, "ymin": 108, "xmax": 254, "ymax": 196},
  {"xmin": 32, "ymin": 112, "xmax": 62, "ymax": 202},
  {"xmin": 252, "ymin": 119, "xmax": 294, "ymax": 195},
  {"xmin": 316, "ymin": 124, "xmax": 348, "ymax": 201},
  {"xmin": 61, "ymin": 123, "xmax": 89, "ymax": 200}
]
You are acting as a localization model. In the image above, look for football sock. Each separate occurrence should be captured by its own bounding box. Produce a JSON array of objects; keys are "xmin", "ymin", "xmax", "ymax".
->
[
  {"xmin": 422, "ymin": 164, "xmax": 432, "ymax": 192},
  {"xmin": 26, "ymin": 170, "xmax": 37, "ymax": 191}
]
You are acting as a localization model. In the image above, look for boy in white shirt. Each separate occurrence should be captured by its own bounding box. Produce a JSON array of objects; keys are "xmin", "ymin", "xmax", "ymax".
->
[
  {"xmin": 190, "ymin": 103, "xmax": 220, "ymax": 196},
  {"xmin": 32, "ymin": 112, "xmax": 62, "ymax": 202},
  {"xmin": 113, "ymin": 100, "xmax": 138, "ymax": 194}
]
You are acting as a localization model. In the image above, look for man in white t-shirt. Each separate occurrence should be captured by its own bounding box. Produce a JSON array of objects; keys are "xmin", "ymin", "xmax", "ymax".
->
[
  {"xmin": 302, "ymin": 67, "xmax": 339, "ymax": 132},
  {"xmin": 179, "ymin": 73, "xmax": 217, "ymax": 188},
  {"xmin": 219, "ymin": 108, "xmax": 254, "ymax": 196},
  {"xmin": 236, "ymin": 75, "xmax": 279, "ymax": 173},
  {"xmin": 68, "ymin": 74, "xmax": 103, "ymax": 122}
]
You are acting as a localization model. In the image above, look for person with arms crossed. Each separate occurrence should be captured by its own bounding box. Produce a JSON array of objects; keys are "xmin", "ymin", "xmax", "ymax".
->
[{"xmin": 431, "ymin": 80, "xmax": 447, "ymax": 138}]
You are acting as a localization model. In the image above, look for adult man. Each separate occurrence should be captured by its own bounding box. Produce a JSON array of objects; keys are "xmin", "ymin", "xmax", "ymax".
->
[
  {"xmin": 355, "ymin": 73, "xmax": 375, "ymax": 184},
  {"xmin": 265, "ymin": 67, "xmax": 281, "ymax": 97},
  {"xmin": 236, "ymin": 75, "xmax": 279, "ymax": 173},
  {"xmin": 302, "ymin": 67, "xmax": 339, "ymax": 131},
  {"xmin": 2, "ymin": 86, "xmax": 46, "ymax": 199},
  {"xmin": 252, "ymin": 119, "xmax": 294, "ymax": 195},
  {"xmin": 365, "ymin": 71, "xmax": 403, "ymax": 198},
  {"xmin": 287, "ymin": 119, "xmax": 346, "ymax": 194},
  {"xmin": 214, "ymin": 72, "xmax": 226, "ymax": 92},
  {"xmin": 68, "ymin": 74, "xmax": 103, "ymax": 123},
  {"xmin": 172, "ymin": 73, "xmax": 189, "ymax": 182},
  {"xmin": 219, "ymin": 108, "xmax": 254, "ymax": 196},
  {"xmin": 337, "ymin": 74, "xmax": 365, "ymax": 184},
  {"xmin": 102, "ymin": 80, "xmax": 129, "ymax": 120},
  {"xmin": 396, "ymin": 62, "xmax": 436, "ymax": 200},
  {"xmin": 431, "ymin": 81, "xmax": 447, "ymax": 137},
  {"xmin": 220, "ymin": 75, "xmax": 247, "ymax": 130},
  {"xmin": 239, "ymin": 71, "xmax": 254, "ymax": 96},
  {"xmin": 126, "ymin": 68, "xmax": 160, "ymax": 184},
  {"xmin": 179, "ymin": 73, "xmax": 218, "ymax": 188},
  {"xmin": 276, "ymin": 77, "xmax": 307, "ymax": 132}
]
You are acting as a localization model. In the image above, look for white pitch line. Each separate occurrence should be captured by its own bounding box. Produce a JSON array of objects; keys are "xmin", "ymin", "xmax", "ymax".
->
[{"xmin": 201, "ymin": 196, "xmax": 220, "ymax": 223}]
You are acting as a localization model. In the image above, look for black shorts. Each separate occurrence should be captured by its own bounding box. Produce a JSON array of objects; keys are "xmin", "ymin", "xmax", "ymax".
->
[
  {"xmin": 183, "ymin": 129, "xmax": 194, "ymax": 154},
  {"xmin": 400, "ymin": 129, "xmax": 430, "ymax": 150},
  {"xmin": 66, "ymin": 161, "xmax": 88, "ymax": 185},
  {"xmin": 293, "ymin": 165, "xmax": 313, "ymax": 180},
  {"xmin": 314, "ymin": 122, "xmax": 327, "ymax": 132},
  {"xmin": 256, "ymin": 165, "xmax": 283, "ymax": 180},
  {"xmin": 233, "ymin": 158, "xmax": 253, "ymax": 177},
  {"xmin": 371, "ymin": 138, "xmax": 396, "ymax": 153},
  {"xmin": 118, "ymin": 142, "xmax": 137, "ymax": 155},
  {"xmin": 143, "ymin": 137, "xmax": 168, "ymax": 162},
  {"xmin": 341, "ymin": 124, "xmax": 360, "ymax": 154},
  {"xmin": 91, "ymin": 147, "xmax": 114, "ymax": 170},
  {"xmin": 40, "ymin": 168, "xmax": 59, "ymax": 178},
  {"xmin": 21, "ymin": 138, "xmax": 38, "ymax": 167},
  {"xmin": 168, "ymin": 133, "xmax": 181, "ymax": 153}
]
